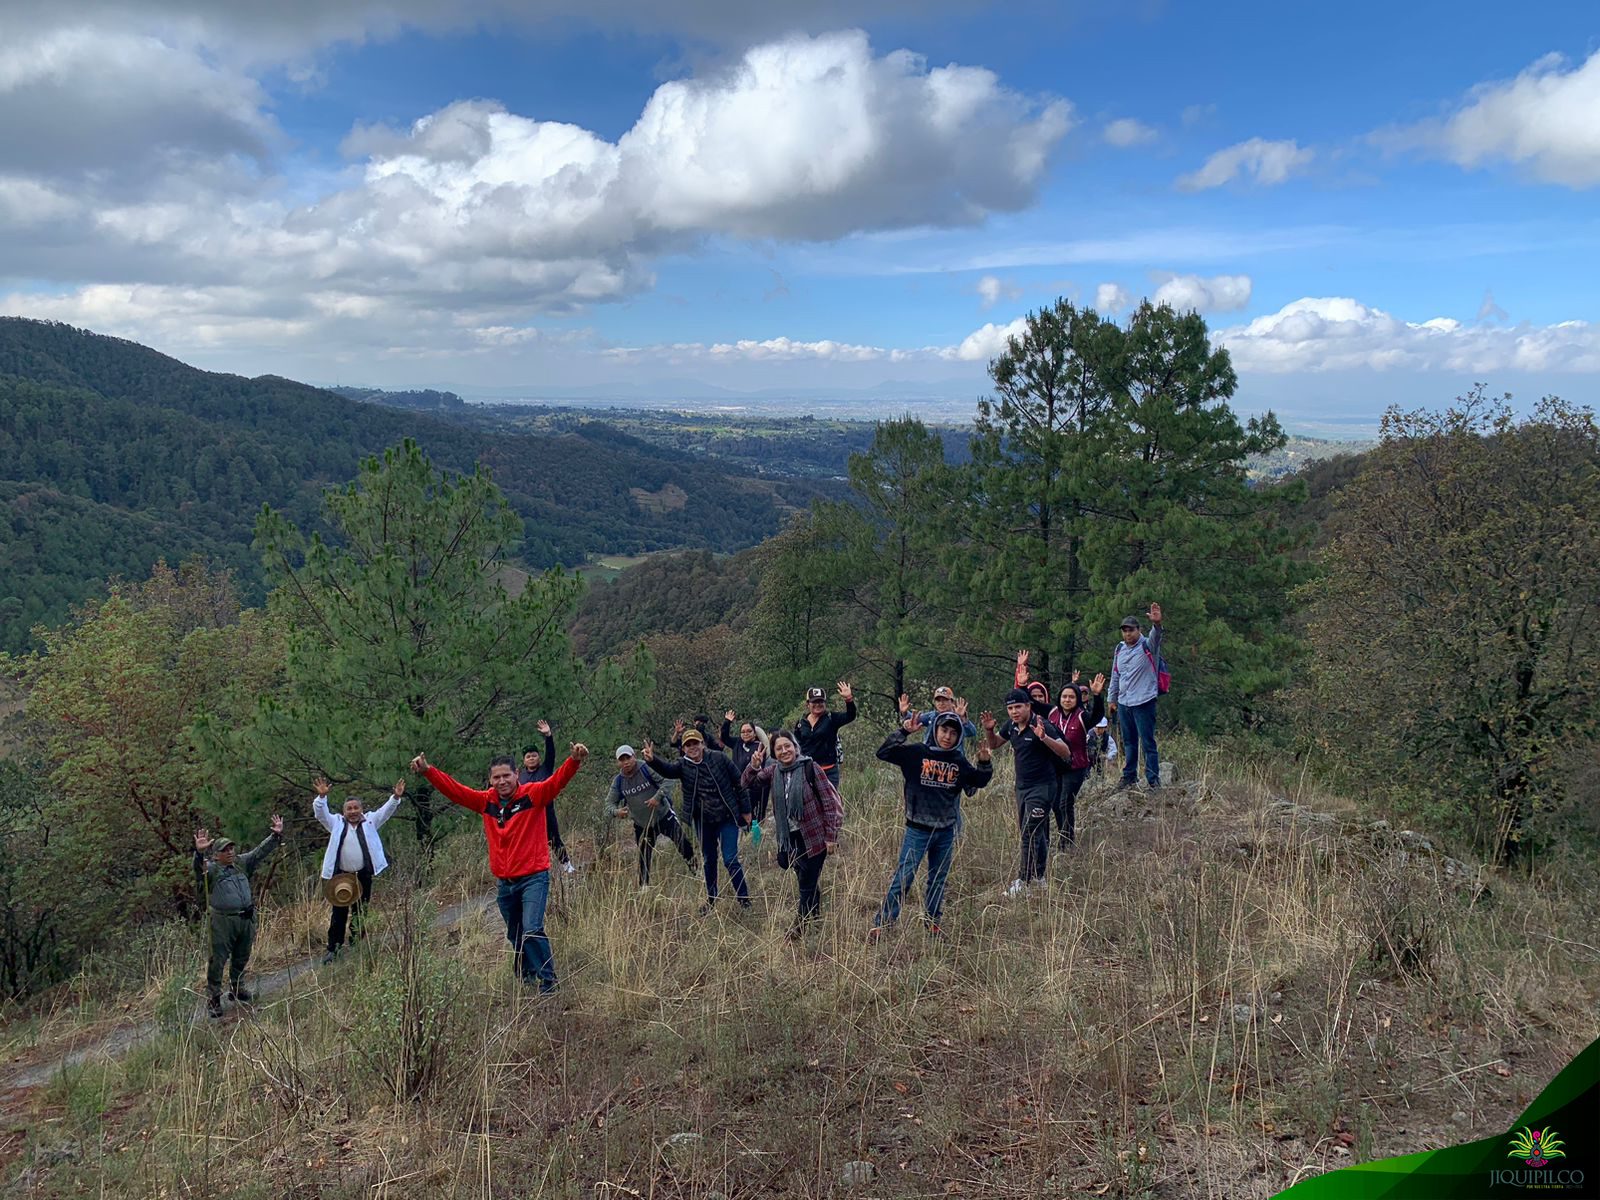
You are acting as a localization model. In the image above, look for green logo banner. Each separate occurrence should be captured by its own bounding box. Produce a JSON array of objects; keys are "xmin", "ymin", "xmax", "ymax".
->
[{"xmin": 1272, "ymin": 1037, "xmax": 1597, "ymax": 1198}]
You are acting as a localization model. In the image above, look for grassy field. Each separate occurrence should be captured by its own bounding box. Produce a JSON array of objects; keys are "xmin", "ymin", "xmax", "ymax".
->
[{"xmin": 3, "ymin": 735, "xmax": 1596, "ymax": 1198}]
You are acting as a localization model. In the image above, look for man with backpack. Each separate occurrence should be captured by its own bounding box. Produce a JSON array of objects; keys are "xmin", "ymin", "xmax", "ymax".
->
[
  {"xmin": 605, "ymin": 745, "xmax": 697, "ymax": 889},
  {"xmin": 1106, "ymin": 602, "xmax": 1166, "ymax": 792}
]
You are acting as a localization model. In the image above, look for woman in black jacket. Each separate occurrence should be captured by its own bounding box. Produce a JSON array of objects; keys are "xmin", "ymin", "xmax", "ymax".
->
[{"xmin": 720, "ymin": 710, "xmax": 771, "ymax": 822}]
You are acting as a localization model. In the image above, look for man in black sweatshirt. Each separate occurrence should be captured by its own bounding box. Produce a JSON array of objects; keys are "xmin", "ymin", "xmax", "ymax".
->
[
  {"xmin": 519, "ymin": 719, "xmax": 573, "ymax": 872},
  {"xmin": 869, "ymin": 711, "xmax": 994, "ymax": 938},
  {"xmin": 793, "ymin": 682, "xmax": 856, "ymax": 789}
]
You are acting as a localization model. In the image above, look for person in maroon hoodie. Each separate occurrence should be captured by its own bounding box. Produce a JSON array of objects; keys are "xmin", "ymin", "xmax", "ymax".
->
[{"xmin": 410, "ymin": 744, "xmax": 587, "ymax": 993}]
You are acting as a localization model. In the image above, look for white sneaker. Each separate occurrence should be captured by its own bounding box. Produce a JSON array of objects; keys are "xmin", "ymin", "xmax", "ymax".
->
[
  {"xmin": 1029, "ymin": 876, "xmax": 1048, "ymax": 890},
  {"xmin": 1006, "ymin": 879, "xmax": 1026, "ymax": 898},
  {"xmin": 639, "ymin": 883, "xmax": 653, "ymax": 894},
  {"xmin": 562, "ymin": 861, "xmax": 577, "ymax": 874}
]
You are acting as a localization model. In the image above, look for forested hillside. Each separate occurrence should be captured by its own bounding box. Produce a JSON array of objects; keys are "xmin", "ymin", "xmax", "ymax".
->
[{"xmin": 0, "ymin": 320, "xmax": 826, "ymax": 650}]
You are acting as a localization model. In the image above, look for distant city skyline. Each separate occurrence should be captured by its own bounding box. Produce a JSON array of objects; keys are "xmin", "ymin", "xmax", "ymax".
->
[{"xmin": 2, "ymin": 0, "xmax": 1596, "ymax": 422}]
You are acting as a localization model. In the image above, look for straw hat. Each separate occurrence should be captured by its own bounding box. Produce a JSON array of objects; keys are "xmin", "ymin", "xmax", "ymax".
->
[{"xmin": 325, "ymin": 872, "xmax": 361, "ymax": 906}]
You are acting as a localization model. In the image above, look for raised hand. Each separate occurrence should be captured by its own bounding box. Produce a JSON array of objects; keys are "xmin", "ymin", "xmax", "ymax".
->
[
  {"xmin": 194, "ymin": 827, "xmax": 213, "ymax": 852},
  {"xmin": 725, "ymin": 708, "xmax": 736, "ymax": 723},
  {"xmin": 836, "ymin": 681, "xmax": 853, "ymax": 702},
  {"xmin": 1016, "ymin": 648, "xmax": 1029, "ymax": 669},
  {"xmin": 570, "ymin": 743, "xmax": 590, "ymax": 764},
  {"xmin": 979, "ymin": 710, "xmax": 997, "ymax": 732},
  {"xmin": 897, "ymin": 693, "xmax": 910, "ymax": 714},
  {"xmin": 955, "ymin": 696, "xmax": 969, "ymax": 719},
  {"xmin": 641, "ymin": 738, "xmax": 655, "ymax": 760},
  {"xmin": 313, "ymin": 775, "xmax": 330, "ymax": 797},
  {"xmin": 751, "ymin": 744, "xmax": 766, "ymax": 768},
  {"xmin": 393, "ymin": 778, "xmax": 406, "ymax": 798},
  {"xmin": 410, "ymin": 753, "xmax": 429, "ymax": 774},
  {"xmin": 1071, "ymin": 669, "xmax": 1081, "ymax": 684},
  {"xmin": 672, "ymin": 717, "xmax": 685, "ymax": 736},
  {"xmin": 1031, "ymin": 715, "xmax": 1048, "ymax": 739},
  {"xmin": 1148, "ymin": 601, "xmax": 1162, "ymax": 625},
  {"xmin": 1090, "ymin": 673, "xmax": 1107, "ymax": 695},
  {"xmin": 537, "ymin": 718, "xmax": 552, "ymax": 736},
  {"xmin": 269, "ymin": 813, "xmax": 284, "ymax": 835},
  {"xmin": 902, "ymin": 712, "xmax": 922, "ymax": 733}
]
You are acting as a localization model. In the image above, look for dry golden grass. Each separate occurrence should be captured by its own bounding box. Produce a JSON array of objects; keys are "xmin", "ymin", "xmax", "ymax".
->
[{"xmin": 6, "ymin": 736, "xmax": 1598, "ymax": 1199}]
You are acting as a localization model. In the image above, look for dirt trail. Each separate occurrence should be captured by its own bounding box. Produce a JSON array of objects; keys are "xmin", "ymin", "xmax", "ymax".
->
[{"xmin": 0, "ymin": 894, "xmax": 495, "ymax": 1092}]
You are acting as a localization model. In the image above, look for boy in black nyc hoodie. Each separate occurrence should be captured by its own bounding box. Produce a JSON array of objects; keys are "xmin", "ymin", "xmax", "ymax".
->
[{"xmin": 869, "ymin": 711, "xmax": 994, "ymax": 937}]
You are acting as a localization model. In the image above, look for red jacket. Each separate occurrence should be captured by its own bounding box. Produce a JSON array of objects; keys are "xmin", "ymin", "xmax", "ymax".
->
[{"xmin": 426, "ymin": 758, "xmax": 580, "ymax": 879}]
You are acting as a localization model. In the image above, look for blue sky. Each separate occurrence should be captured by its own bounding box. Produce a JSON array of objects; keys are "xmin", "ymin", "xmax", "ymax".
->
[{"xmin": 2, "ymin": 0, "xmax": 1596, "ymax": 429}]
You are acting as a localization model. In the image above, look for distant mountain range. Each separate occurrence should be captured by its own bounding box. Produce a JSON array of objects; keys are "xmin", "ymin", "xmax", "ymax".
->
[{"xmin": 0, "ymin": 319, "xmax": 834, "ymax": 652}]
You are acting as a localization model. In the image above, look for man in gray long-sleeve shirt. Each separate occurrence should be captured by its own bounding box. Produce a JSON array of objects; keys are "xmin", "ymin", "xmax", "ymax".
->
[
  {"xmin": 1106, "ymin": 602, "xmax": 1165, "ymax": 791},
  {"xmin": 193, "ymin": 816, "xmax": 282, "ymax": 1016}
]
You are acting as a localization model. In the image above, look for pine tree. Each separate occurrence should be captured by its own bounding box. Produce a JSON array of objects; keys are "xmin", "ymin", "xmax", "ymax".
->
[
  {"xmin": 1079, "ymin": 301, "xmax": 1306, "ymax": 728},
  {"xmin": 203, "ymin": 440, "xmax": 649, "ymax": 845}
]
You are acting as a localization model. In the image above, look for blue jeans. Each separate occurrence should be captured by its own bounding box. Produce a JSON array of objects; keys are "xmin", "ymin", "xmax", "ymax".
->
[
  {"xmin": 700, "ymin": 816, "xmax": 750, "ymax": 902},
  {"xmin": 1118, "ymin": 698, "xmax": 1160, "ymax": 786},
  {"xmin": 875, "ymin": 824, "xmax": 956, "ymax": 926},
  {"xmin": 496, "ymin": 871, "xmax": 556, "ymax": 990}
]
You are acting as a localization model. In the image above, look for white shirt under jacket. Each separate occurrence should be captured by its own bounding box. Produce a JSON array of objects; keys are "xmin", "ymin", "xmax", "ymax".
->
[{"xmin": 312, "ymin": 792, "xmax": 402, "ymax": 879}]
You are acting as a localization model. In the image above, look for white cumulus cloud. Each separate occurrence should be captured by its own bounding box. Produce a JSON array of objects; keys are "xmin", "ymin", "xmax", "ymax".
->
[
  {"xmin": 1216, "ymin": 296, "xmax": 1600, "ymax": 374},
  {"xmin": 975, "ymin": 273, "xmax": 1021, "ymax": 308},
  {"xmin": 1384, "ymin": 49, "xmax": 1600, "ymax": 188},
  {"xmin": 1150, "ymin": 272, "xmax": 1252, "ymax": 313},
  {"xmin": 0, "ymin": 29, "xmax": 1070, "ymax": 352},
  {"xmin": 1177, "ymin": 137, "xmax": 1313, "ymax": 191},
  {"xmin": 1103, "ymin": 117, "xmax": 1156, "ymax": 147},
  {"xmin": 1095, "ymin": 282, "xmax": 1129, "ymax": 312}
]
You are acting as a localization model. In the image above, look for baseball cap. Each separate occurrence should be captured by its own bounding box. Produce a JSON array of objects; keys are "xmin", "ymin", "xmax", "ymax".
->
[
  {"xmin": 805, "ymin": 687, "xmax": 825, "ymax": 702},
  {"xmin": 1005, "ymin": 687, "xmax": 1033, "ymax": 706},
  {"xmin": 932, "ymin": 685, "xmax": 954, "ymax": 700},
  {"xmin": 1120, "ymin": 615, "xmax": 1141, "ymax": 630},
  {"xmin": 615, "ymin": 745, "xmax": 635, "ymax": 759},
  {"xmin": 681, "ymin": 728, "xmax": 705, "ymax": 745},
  {"xmin": 213, "ymin": 836, "xmax": 236, "ymax": 852},
  {"xmin": 934, "ymin": 712, "xmax": 964, "ymax": 732}
]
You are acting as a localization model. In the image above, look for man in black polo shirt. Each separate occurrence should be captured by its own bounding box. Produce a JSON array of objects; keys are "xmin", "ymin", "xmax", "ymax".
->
[{"xmin": 793, "ymin": 681, "xmax": 855, "ymax": 789}]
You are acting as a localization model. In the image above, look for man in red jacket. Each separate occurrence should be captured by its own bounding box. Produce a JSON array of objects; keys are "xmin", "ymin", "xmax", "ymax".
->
[{"xmin": 411, "ymin": 745, "xmax": 588, "ymax": 993}]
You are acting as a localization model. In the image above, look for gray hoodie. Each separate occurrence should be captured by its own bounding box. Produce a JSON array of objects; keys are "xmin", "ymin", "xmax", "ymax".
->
[{"xmin": 605, "ymin": 763, "xmax": 679, "ymax": 828}]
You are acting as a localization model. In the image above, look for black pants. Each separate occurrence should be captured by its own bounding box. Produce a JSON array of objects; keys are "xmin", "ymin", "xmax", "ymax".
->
[
  {"xmin": 749, "ymin": 777, "xmax": 771, "ymax": 824},
  {"xmin": 1017, "ymin": 784, "xmax": 1053, "ymax": 881},
  {"xmin": 634, "ymin": 812, "xmax": 696, "ymax": 885},
  {"xmin": 791, "ymin": 830, "xmax": 828, "ymax": 924},
  {"xmin": 546, "ymin": 804, "xmax": 569, "ymax": 864},
  {"xmin": 327, "ymin": 870, "xmax": 374, "ymax": 951},
  {"xmin": 1056, "ymin": 767, "xmax": 1089, "ymax": 847}
]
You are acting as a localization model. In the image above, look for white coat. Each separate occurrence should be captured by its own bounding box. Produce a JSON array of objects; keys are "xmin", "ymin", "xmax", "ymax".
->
[{"xmin": 313, "ymin": 792, "xmax": 401, "ymax": 879}]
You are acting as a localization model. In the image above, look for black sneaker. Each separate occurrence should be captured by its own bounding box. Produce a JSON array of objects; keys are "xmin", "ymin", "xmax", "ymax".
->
[
  {"xmin": 207, "ymin": 997, "xmax": 223, "ymax": 1018},
  {"xmin": 1114, "ymin": 778, "xmax": 1135, "ymax": 793},
  {"xmin": 698, "ymin": 902, "xmax": 715, "ymax": 917},
  {"xmin": 321, "ymin": 950, "xmax": 338, "ymax": 966},
  {"xmin": 737, "ymin": 897, "xmax": 753, "ymax": 910},
  {"xmin": 228, "ymin": 988, "xmax": 252, "ymax": 1004}
]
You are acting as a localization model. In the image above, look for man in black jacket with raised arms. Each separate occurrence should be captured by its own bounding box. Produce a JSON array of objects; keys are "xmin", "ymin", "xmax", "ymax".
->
[{"xmin": 644, "ymin": 728, "xmax": 752, "ymax": 914}]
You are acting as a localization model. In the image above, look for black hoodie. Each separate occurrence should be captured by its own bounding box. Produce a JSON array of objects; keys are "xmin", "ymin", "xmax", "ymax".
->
[{"xmin": 875, "ymin": 727, "xmax": 992, "ymax": 830}]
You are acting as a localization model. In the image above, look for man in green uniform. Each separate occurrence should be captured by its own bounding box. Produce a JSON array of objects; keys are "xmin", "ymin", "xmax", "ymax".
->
[{"xmin": 193, "ymin": 816, "xmax": 283, "ymax": 1017}]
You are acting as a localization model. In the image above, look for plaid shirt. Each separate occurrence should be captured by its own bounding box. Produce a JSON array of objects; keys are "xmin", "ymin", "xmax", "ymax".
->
[{"xmin": 743, "ymin": 757, "xmax": 842, "ymax": 855}]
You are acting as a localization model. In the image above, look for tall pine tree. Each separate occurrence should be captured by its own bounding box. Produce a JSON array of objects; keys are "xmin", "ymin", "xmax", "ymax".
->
[{"xmin": 201, "ymin": 440, "xmax": 649, "ymax": 845}]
